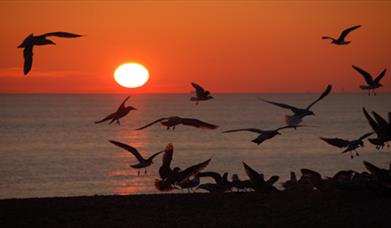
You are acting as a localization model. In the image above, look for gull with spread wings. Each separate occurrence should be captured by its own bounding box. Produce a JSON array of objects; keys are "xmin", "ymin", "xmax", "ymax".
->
[
  {"xmin": 109, "ymin": 140, "xmax": 165, "ymax": 176},
  {"xmin": 135, "ymin": 116, "xmax": 218, "ymax": 130},
  {"xmin": 17, "ymin": 32, "xmax": 82, "ymax": 75},
  {"xmin": 363, "ymin": 108, "xmax": 391, "ymax": 149},
  {"xmin": 320, "ymin": 132, "xmax": 373, "ymax": 159},
  {"xmin": 352, "ymin": 65, "xmax": 387, "ymax": 96},
  {"xmin": 322, "ymin": 25, "xmax": 361, "ymax": 45},
  {"xmin": 190, "ymin": 82, "xmax": 213, "ymax": 105},
  {"xmin": 260, "ymin": 85, "xmax": 332, "ymax": 126},
  {"xmin": 95, "ymin": 96, "xmax": 136, "ymax": 125}
]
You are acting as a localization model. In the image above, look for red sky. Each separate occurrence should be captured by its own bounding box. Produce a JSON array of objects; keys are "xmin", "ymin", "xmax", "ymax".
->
[{"xmin": 0, "ymin": 1, "xmax": 390, "ymax": 93}]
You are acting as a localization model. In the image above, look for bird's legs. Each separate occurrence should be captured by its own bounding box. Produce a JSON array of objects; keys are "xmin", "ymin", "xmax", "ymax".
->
[
  {"xmin": 116, "ymin": 119, "xmax": 121, "ymax": 125},
  {"xmin": 137, "ymin": 170, "xmax": 140, "ymax": 176},
  {"xmin": 374, "ymin": 89, "xmax": 377, "ymax": 96},
  {"xmin": 145, "ymin": 169, "xmax": 147, "ymax": 174},
  {"xmin": 355, "ymin": 150, "xmax": 360, "ymax": 157}
]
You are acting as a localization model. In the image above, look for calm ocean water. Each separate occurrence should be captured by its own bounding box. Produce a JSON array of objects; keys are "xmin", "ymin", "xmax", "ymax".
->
[{"xmin": 0, "ymin": 93, "xmax": 390, "ymax": 199}]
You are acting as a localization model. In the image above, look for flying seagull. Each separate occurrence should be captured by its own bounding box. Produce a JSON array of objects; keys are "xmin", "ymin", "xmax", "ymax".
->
[
  {"xmin": 320, "ymin": 132, "xmax": 373, "ymax": 159},
  {"xmin": 352, "ymin": 65, "xmax": 387, "ymax": 96},
  {"xmin": 363, "ymin": 108, "xmax": 391, "ymax": 149},
  {"xmin": 95, "ymin": 96, "xmax": 136, "ymax": 125},
  {"xmin": 322, "ymin": 25, "xmax": 361, "ymax": 45},
  {"xmin": 135, "ymin": 116, "xmax": 218, "ymax": 130},
  {"xmin": 190, "ymin": 82, "xmax": 213, "ymax": 105},
  {"xmin": 260, "ymin": 85, "xmax": 332, "ymax": 126},
  {"xmin": 222, "ymin": 126, "xmax": 299, "ymax": 145},
  {"xmin": 109, "ymin": 140, "xmax": 165, "ymax": 176},
  {"xmin": 17, "ymin": 32, "xmax": 82, "ymax": 75}
]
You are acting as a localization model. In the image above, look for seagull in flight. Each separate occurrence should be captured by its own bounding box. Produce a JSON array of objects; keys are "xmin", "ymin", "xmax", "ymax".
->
[
  {"xmin": 135, "ymin": 116, "xmax": 218, "ymax": 130},
  {"xmin": 320, "ymin": 132, "xmax": 373, "ymax": 159},
  {"xmin": 352, "ymin": 65, "xmax": 387, "ymax": 96},
  {"xmin": 17, "ymin": 32, "xmax": 82, "ymax": 75},
  {"xmin": 260, "ymin": 85, "xmax": 332, "ymax": 126},
  {"xmin": 190, "ymin": 82, "xmax": 213, "ymax": 105},
  {"xmin": 109, "ymin": 140, "xmax": 165, "ymax": 176},
  {"xmin": 223, "ymin": 125, "xmax": 299, "ymax": 145},
  {"xmin": 363, "ymin": 108, "xmax": 391, "ymax": 149},
  {"xmin": 322, "ymin": 25, "xmax": 361, "ymax": 45},
  {"xmin": 95, "ymin": 96, "xmax": 136, "ymax": 125}
]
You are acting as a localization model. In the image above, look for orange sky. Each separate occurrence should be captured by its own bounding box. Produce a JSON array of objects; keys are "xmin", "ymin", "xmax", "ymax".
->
[{"xmin": 0, "ymin": 1, "xmax": 390, "ymax": 93}]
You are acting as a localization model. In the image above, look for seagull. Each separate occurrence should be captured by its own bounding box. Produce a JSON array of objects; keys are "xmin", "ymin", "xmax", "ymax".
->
[
  {"xmin": 231, "ymin": 174, "xmax": 252, "ymax": 192},
  {"xmin": 320, "ymin": 132, "xmax": 373, "ymax": 159},
  {"xmin": 322, "ymin": 25, "xmax": 361, "ymax": 45},
  {"xmin": 17, "ymin": 32, "xmax": 82, "ymax": 75},
  {"xmin": 363, "ymin": 161, "xmax": 391, "ymax": 189},
  {"xmin": 222, "ymin": 126, "xmax": 299, "ymax": 145},
  {"xmin": 135, "ymin": 116, "xmax": 218, "ymax": 130},
  {"xmin": 95, "ymin": 96, "xmax": 136, "ymax": 125},
  {"xmin": 190, "ymin": 82, "xmax": 213, "ymax": 105},
  {"xmin": 363, "ymin": 108, "xmax": 391, "ymax": 149},
  {"xmin": 260, "ymin": 85, "xmax": 332, "ymax": 126},
  {"xmin": 242, "ymin": 162, "xmax": 279, "ymax": 193},
  {"xmin": 352, "ymin": 65, "xmax": 387, "ymax": 96},
  {"xmin": 177, "ymin": 174, "xmax": 201, "ymax": 193},
  {"xmin": 109, "ymin": 140, "xmax": 165, "ymax": 176},
  {"xmin": 197, "ymin": 171, "xmax": 232, "ymax": 193}
]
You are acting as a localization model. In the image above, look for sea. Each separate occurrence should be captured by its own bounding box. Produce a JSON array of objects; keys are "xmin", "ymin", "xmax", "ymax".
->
[{"xmin": 0, "ymin": 93, "xmax": 390, "ymax": 199}]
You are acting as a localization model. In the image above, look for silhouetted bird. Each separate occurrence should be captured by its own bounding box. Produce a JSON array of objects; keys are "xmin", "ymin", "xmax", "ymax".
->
[
  {"xmin": 17, "ymin": 32, "xmax": 82, "ymax": 75},
  {"xmin": 159, "ymin": 143, "xmax": 174, "ymax": 179},
  {"xmin": 197, "ymin": 171, "xmax": 232, "ymax": 193},
  {"xmin": 177, "ymin": 174, "xmax": 201, "ymax": 192},
  {"xmin": 320, "ymin": 132, "xmax": 373, "ymax": 159},
  {"xmin": 363, "ymin": 108, "xmax": 391, "ymax": 149},
  {"xmin": 135, "ymin": 116, "xmax": 218, "ymax": 130},
  {"xmin": 242, "ymin": 162, "xmax": 279, "ymax": 193},
  {"xmin": 322, "ymin": 25, "xmax": 361, "ymax": 45},
  {"xmin": 109, "ymin": 140, "xmax": 164, "ymax": 176},
  {"xmin": 95, "ymin": 96, "xmax": 136, "ymax": 125},
  {"xmin": 363, "ymin": 161, "xmax": 391, "ymax": 189},
  {"xmin": 190, "ymin": 82, "xmax": 213, "ymax": 105},
  {"xmin": 223, "ymin": 126, "xmax": 298, "ymax": 145},
  {"xmin": 231, "ymin": 174, "xmax": 252, "ymax": 192},
  {"xmin": 260, "ymin": 85, "xmax": 332, "ymax": 126},
  {"xmin": 352, "ymin": 65, "xmax": 387, "ymax": 96}
]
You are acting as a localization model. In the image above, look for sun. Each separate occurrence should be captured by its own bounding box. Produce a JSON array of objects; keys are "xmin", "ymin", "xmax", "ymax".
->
[{"xmin": 114, "ymin": 63, "xmax": 149, "ymax": 88}]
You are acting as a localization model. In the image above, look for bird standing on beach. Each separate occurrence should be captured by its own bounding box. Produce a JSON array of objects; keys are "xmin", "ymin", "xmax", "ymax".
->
[
  {"xmin": 95, "ymin": 96, "xmax": 136, "ymax": 125},
  {"xmin": 109, "ymin": 140, "xmax": 165, "ymax": 176},
  {"xmin": 17, "ymin": 32, "xmax": 82, "ymax": 75},
  {"xmin": 190, "ymin": 82, "xmax": 213, "ymax": 105},
  {"xmin": 242, "ymin": 162, "xmax": 279, "ymax": 193},
  {"xmin": 320, "ymin": 132, "xmax": 373, "ymax": 159},
  {"xmin": 223, "ymin": 126, "xmax": 298, "ymax": 145},
  {"xmin": 362, "ymin": 108, "xmax": 391, "ymax": 149},
  {"xmin": 197, "ymin": 171, "xmax": 232, "ymax": 193},
  {"xmin": 322, "ymin": 25, "xmax": 361, "ymax": 45},
  {"xmin": 352, "ymin": 65, "xmax": 387, "ymax": 96},
  {"xmin": 135, "ymin": 116, "xmax": 218, "ymax": 130},
  {"xmin": 260, "ymin": 85, "xmax": 332, "ymax": 126}
]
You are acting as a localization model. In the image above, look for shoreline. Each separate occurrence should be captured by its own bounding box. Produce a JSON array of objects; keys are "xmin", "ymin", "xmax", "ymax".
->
[{"xmin": 1, "ymin": 190, "xmax": 390, "ymax": 227}]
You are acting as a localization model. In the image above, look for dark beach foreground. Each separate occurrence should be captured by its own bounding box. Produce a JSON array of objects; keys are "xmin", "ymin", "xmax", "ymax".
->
[{"xmin": 1, "ymin": 190, "xmax": 391, "ymax": 228}]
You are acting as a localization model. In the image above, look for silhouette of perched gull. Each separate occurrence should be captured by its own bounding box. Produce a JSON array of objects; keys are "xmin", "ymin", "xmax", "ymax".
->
[
  {"xmin": 197, "ymin": 171, "xmax": 232, "ymax": 193},
  {"xmin": 17, "ymin": 32, "xmax": 82, "ymax": 75},
  {"xmin": 352, "ymin": 65, "xmax": 387, "ymax": 96},
  {"xmin": 177, "ymin": 174, "xmax": 201, "ymax": 192},
  {"xmin": 260, "ymin": 85, "xmax": 332, "ymax": 126},
  {"xmin": 322, "ymin": 25, "xmax": 361, "ymax": 45},
  {"xmin": 190, "ymin": 82, "xmax": 213, "ymax": 105},
  {"xmin": 242, "ymin": 162, "xmax": 279, "ymax": 193},
  {"xmin": 95, "ymin": 96, "xmax": 136, "ymax": 125},
  {"xmin": 109, "ymin": 140, "xmax": 164, "ymax": 176},
  {"xmin": 135, "ymin": 116, "xmax": 218, "ymax": 130},
  {"xmin": 363, "ymin": 108, "xmax": 391, "ymax": 149},
  {"xmin": 222, "ymin": 126, "xmax": 299, "ymax": 145},
  {"xmin": 231, "ymin": 174, "xmax": 252, "ymax": 192},
  {"xmin": 320, "ymin": 132, "xmax": 373, "ymax": 159}
]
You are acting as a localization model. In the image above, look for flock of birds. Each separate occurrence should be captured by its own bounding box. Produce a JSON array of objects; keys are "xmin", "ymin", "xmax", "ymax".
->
[{"xmin": 17, "ymin": 25, "xmax": 390, "ymax": 194}]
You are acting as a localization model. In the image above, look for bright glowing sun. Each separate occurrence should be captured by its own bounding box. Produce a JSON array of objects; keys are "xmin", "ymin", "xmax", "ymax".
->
[{"xmin": 114, "ymin": 63, "xmax": 149, "ymax": 88}]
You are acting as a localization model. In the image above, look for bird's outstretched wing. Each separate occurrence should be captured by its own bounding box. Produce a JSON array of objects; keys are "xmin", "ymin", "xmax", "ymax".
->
[
  {"xmin": 260, "ymin": 99, "xmax": 297, "ymax": 111},
  {"xmin": 306, "ymin": 84, "xmax": 332, "ymax": 110},
  {"xmin": 223, "ymin": 128, "xmax": 264, "ymax": 134},
  {"xmin": 373, "ymin": 68, "xmax": 387, "ymax": 84},
  {"xmin": 191, "ymin": 82, "xmax": 205, "ymax": 97},
  {"xmin": 372, "ymin": 111, "xmax": 391, "ymax": 134},
  {"xmin": 198, "ymin": 171, "xmax": 223, "ymax": 184},
  {"xmin": 339, "ymin": 25, "xmax": 361, "ymax": 40},
  {"xmin": 159, "ymin": 144, "xmax": 174, "ymax": 179},
  {"xmin": 23, "ymin": 46, "xmax": 33, "ymax": 75},
  {"xmin": 363, "ymin": 108, "xmax": 380, "ymax": 133},
  {"xmin": 135, "ymin": 117, "xmax": 168, "ymax": 130},
  {"xmin": 275, "ymin": 125, "xmax": 301, "ymax": 131},
  {"xmin": 41, "ymin": 32, "xmax": 82, "ymax": 38},
  {"xmin": 358, "ymin": 132, "xmax": 374, "ymax": 141},
  {"xmin": 266, "ymin": 176, "xmax": 279, "ymax": 186},
  {"xmin": 243, "ymin": 162, "xmax": 264, "ymax": 184},
  {"xmin": 95, "ymin": 112, "xmax": 115, "ymax": 124},
  {"xmin": 320, "ymin": 137, "xmax": 350, "ymax": 148},
  {"xmin": 177, "ymin": 158, "xmax": 211, "ymax": 183},
  {"xmin": 181, "ymin": 118, "xmax": 218, "ymax": 129},
  {"xmin": 117, "ymin": 96, "xmax": 130, "ymax": 112},
  {"xmin": 321, "ymin": 36, "xmax": 334, "ymax": 40},
  {"xmin": 109, "ymin": 140, "xmax": 144, "ymax": 162},
  {"xmin": 352, "ymin": 65, "xmax": 373, "ymax": 84}
]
